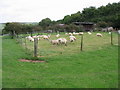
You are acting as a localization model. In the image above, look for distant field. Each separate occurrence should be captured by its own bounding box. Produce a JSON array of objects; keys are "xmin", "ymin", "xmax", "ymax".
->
[{"xmin": 2, "ymin": 32, "xmax": 118, "ymax": 88}]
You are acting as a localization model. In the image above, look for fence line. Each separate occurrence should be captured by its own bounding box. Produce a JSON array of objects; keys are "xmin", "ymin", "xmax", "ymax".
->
[{"xmin": 14, "ymin": 32, "xmax": 117, "ymax": 57}]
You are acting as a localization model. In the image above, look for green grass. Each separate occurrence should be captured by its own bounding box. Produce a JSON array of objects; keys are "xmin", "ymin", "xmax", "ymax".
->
[
  {"xmin": 2, "ymin": 32, "xmax": 118, "ymax": 88},
  {"xmin": 21, "ymin": 32, "xmax": 118, "ymax": 57}
]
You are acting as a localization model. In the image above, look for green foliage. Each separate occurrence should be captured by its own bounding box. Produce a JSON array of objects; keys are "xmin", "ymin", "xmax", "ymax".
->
[
  {"xmin": 3, "ymin": 2, "xmax": 120, "ymax": 36},
  {"xmin": 63, "ymin": 15, "xmax": 72, "ymax": 24},
  {"xmin": 82, "ymin": 6, "xmax": 98, "ymax": 21},
  {"xmin": 3, "ymin": 22, "xmax": 22, "ymax": 38},
  {"xmin": 39, "ymin": 18, "xmax": 52, "ymax": 29},
  {"xmin": 60, "ymin": 2, "xmax": 120, "ymax": 28},
  {"xmin": 97, "ymin": 21, "xmax": 109, "ymax": 28},
  {"xmin": 3, "ymin": 22, "xmax": 43, "ymax": 37}
]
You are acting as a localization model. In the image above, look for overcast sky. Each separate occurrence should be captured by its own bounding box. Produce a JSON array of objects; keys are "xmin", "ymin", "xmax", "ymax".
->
[{"xmin": 0, "ymin": 0, "xmax": 119, "ymax": 23}]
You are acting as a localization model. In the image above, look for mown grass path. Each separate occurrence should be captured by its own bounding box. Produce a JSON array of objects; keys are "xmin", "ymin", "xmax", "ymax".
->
[{"xmin": 2, "ymin": 37, "xmax": 118, "ymax": 88}]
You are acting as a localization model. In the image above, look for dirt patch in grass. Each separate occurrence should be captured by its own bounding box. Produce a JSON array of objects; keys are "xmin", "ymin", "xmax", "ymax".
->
[{"xmin": 19, "ymin": 59, "xmax": 45, "ymax": 63}]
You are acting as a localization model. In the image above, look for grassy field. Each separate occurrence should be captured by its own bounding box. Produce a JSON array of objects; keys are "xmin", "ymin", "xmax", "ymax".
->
[
  {"xmin": 2, "ymin": 32, "xmax": 118, "ymax": 88},
  {"xmin": 21, "ymin": 32, "xmax": 118, "ymax": 57}
]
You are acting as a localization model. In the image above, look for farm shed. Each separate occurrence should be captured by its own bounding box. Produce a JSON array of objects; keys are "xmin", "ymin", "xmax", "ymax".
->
[{"xmin": 73, "ymin": 22, "xmax": 94, "ymax": 31}]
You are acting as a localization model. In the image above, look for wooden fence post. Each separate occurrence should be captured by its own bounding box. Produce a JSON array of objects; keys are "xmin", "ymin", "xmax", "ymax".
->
[
  {"xmin": 20, "ymin": 36, "xmax": 23, "ymax": 45},
  {"xmin": 80, "ymin": 35, "xmax": 83, "ymax": 51},
  {"xmin": 34, "ymin": 38, "xmax": 38, "ymax": 57},
  {"xmin": 111, "ymin": 31, "xmax": 113, "ymax": 45},
  {"xmin": 25, "ymin": 37, "xmax": 27, "ymax": 50}
]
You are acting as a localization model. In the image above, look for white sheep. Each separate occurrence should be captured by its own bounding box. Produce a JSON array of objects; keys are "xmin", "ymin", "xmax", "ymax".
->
[
  {"xmin": 96, "ymin": 33, "xmax": 103, "ymax": 37},
  {"xmin": 108, "ymin": 27, "xmax": 113, "ymax": 32},
  {"xmin": 57, "ymin": 38, "xmax": 67, "ymax": 46},
  {"xmin": 75, "ymin": 33, "xmax": 79, "ymax": 35},
  {"xmin": 73, "ymin": 32, "xmax": 79, "ymax": 35},
  {"xmin": 73, "ymin": 32, "xmax": 76, "ymax": 35},
  {"xmin": 51, "ymin": 40, "xmax": 59, "ymax": 45},
  {"xmin": 56, "ymin": 34, "xmax": 60, "ymax": 37},
  {"xmin": 79, "ymin": 32, "xmax": 84, "ymax": 35},
  {"xmin": 69, "ymin": 35, "xmax": 76, "ymax": 42},
  {"xmin": 48, "ymin": 34, "xmax": 51, "ymax": 38},
  {"xmin": 70, "ymin": 38, "xmax": 75, "ymax": 42},
  {"xmin": 88, "ymin": 32, "xmax": 92, "ymax": 35},
  {"xmin": 32, "ymin": 35, "xmax": 37, "ymax": 38},
  {"xmin": 109, "ymin": 32, "xmax": 111, "ymax": 34},
  {"xmin": 118, "ymin": 30, "xmax": 120, "ymax": 34},
  {"xmin": 65, "ymin": 33, "xmax": 68, "ymax": 35},
  {"xmin": 32, "ymin": 35, "xmax": 41, "ymax": 40},
  {"xmin": 68, "ymin": 33, "xmax": 73, "ymax": 36},
  {"xmin": 42, "ymin": 35, "xmax": 49, "ymax": 39},
  {"xmin": 38, "ymin": 35, "xmax": 43, "ymax": 38},
  {"xmin": 26, "ymin": 36, "xmax": 34, "ymax": 42}
]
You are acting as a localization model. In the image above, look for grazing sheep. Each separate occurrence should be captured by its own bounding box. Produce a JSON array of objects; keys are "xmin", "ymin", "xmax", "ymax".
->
[
  {"xmin": 69, "ymin": 35, "xmax": 76, "ymax": 42},
  {"xmin": 73, "ymin": 32, "xmax": 79, "ymax": 35},
  {"xmin": 42, "ymin": 35, "xmax": 49, "ymax": 39},
  {"xmin": 75, "ymin": 33, "xmax": 79, "ymax": 35},
  {"xmin": 88, "ymin": 32, "xmax": 92, "ymax": 35},
  {"xmin": 102, "ymin": 28, "xmax": 108, "ymax": 32},
  {"xmin": 32, "ymin": 35, "xmax": 37, "ymax": 38},
  {"xmin": 26, "ymin": 36, "xmax": 34, "ymax": 42},
  {"xmin": 73, "ymin": 32, "xmax": 76, "ymax": 35},
  {"xmin": 79, "ymin": 32, "xmax": 84, "ymax": 35},
  {"xmin": 109, "ymin": 32, "xmax": 111, "ymax": 34},
  {"xmin": 70, "ymin": 38, "xmax": 75, "ymax": 42},
  {"xmin": 96, "ymin": 33, "xmax": 103, "ymax": 37},
  {"xmin": 32, "ymin": 36, "xmax": 40, "ymax": 40},
  {"xmin": 57, "ymin": 38, "xmax": 67, "ymax": 46},
  {"xmin": 32, "ymin": 35, "xmax": 42, "ymax": 40},
  {"xmin": 38, "ymin": 35, "xmax": 43, "ymax": 38},
  {"xmin": 118, "ymin": 30, "xmax": 120, "ymax": 34},
  {"xmin": 65, "ymin": 33, "xmax": 68, "ymax": 35},
  {"xmin": 68, "ymin": 33, "xmax": 73, "ymax": 36},
  {"xmin": 108, "ymin": 27, "xmax": 113, "ymax": 32},
  {"xmin": 56, "ymin": 34, "xmax": 60, "ymax": 37},
  {"xmin": 51, "ymin": 40, "xmax": 59, "ymax": 45},
  {"xmin": 48, "ymin": 34, "xmax": 51, "ymax": 38}
]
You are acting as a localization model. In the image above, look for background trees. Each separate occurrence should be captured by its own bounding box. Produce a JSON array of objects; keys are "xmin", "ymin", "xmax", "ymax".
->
[
  {"xmin": 3, "ymin": 1, "xmax": 120, "ymax": 36},
  {"xmin": 60, "ymin": 2, "xmax": 120, "ymax": 28},
  {"xmin": 4, "ymin": 22, "xmax": 23, "ymax": 38}
]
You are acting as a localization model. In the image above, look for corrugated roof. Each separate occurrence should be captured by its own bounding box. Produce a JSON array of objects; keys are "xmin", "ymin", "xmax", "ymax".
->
[{"xmin": 73, "ymin": 22, "xmax": 94, "ymax": 25}]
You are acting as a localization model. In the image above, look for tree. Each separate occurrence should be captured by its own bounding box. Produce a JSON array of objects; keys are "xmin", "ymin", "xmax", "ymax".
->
[
  {"xmin": 63, "ymin": 15, "xmax": 72, "ymax": 24},
  {"xmin": 96, "ymin": 21, "xmax": 108, "ymax": 28},
  {"xmin": 82, "ymin": 6, "xmax": 97, "ymax": 21},
  {"xmin": 39, "ymin": 18, "xmax": 52, "ymax": 29},
  {"xmin": 4, "ymin": 22, "xmax": 22, "ymax": 38},
  {"xmin": 70, "ymin": 11, "xmax": 82, "ymax": 22}
]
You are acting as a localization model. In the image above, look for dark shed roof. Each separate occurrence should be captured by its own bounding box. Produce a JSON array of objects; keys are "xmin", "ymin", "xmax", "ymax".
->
[{"xmin": 73, "ymin": 22, "xmax": 94, "ymax": 25}]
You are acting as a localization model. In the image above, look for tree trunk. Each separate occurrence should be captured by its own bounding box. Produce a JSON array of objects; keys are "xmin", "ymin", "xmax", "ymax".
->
[
  {"xmin": 30, "ymin": 32, "xmax": 33, "ymax": 37},
  {"xmin": 11, "ymin": 31, "xmax": 14, "ymax": 39}
]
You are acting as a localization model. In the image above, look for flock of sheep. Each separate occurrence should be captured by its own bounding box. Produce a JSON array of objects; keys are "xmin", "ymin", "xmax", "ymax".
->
[{"xmin": 25, "ymin": 32, "xmax": 104, "ymax": 46}]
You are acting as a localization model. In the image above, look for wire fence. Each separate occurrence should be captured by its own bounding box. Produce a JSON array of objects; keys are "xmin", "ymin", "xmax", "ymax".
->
[{"xmin": 14, "ymin": 31, "xmax": 118, "ymax": 58}]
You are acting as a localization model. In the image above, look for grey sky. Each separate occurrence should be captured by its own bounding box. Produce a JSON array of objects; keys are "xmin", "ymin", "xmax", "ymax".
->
[{"xmin": 0, "ymin": 0, "xmax": 119, "ymax": 23}]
